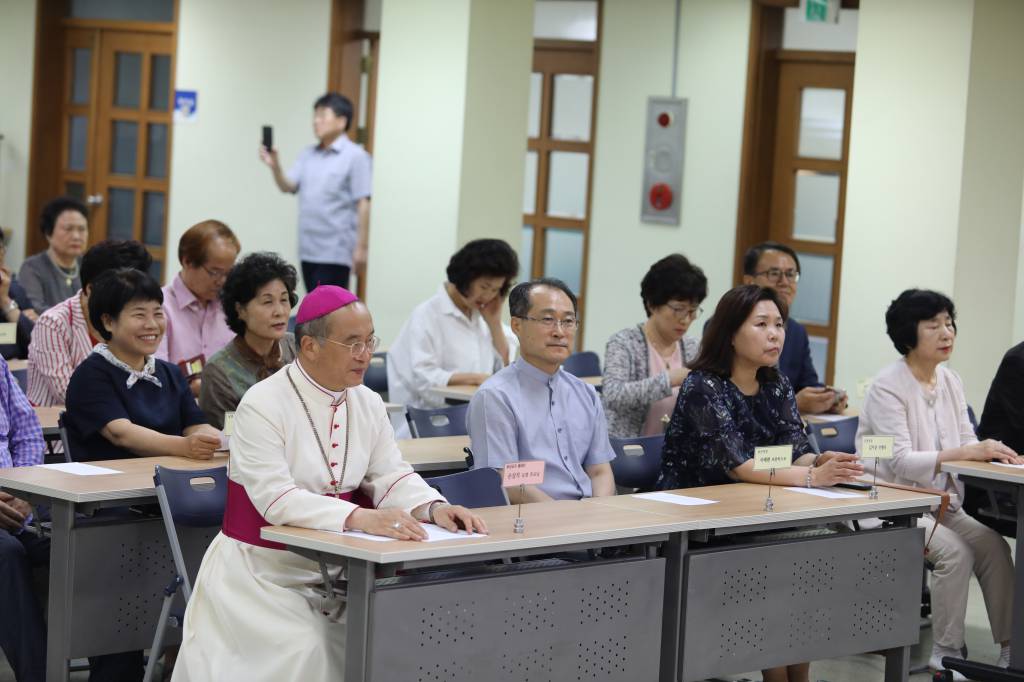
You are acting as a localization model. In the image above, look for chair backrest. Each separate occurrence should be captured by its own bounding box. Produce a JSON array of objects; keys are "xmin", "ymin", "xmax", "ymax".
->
[
  {"xmin": 562, "ymin": 351, "xmax": 601, "ymax": 378},
  {"xmin": 153, "ymin": 465, "xmax": 229, "ymax": 601},
  {"xmin": 424, "ymin": 467, "xmax": 508, "ymax": 508},
  {"xmin": 406, "ymin": 403, "xmax": 469, "ymax": 438},
  {"xmin": 58, "ymin": 411, "xmax": 72, "ymax": 464},
  {"xmin": 11, "ymin": 368, "xmax": 27, "ymax": 394},
  {"xmin": 609, "ymin": 434, "xmax": 664, "ymax": 491},
  {"xmin": 364, "ymin": 351, "xmax": 388, "ymax": 396},
  {"xmin": 807, "ymin": 416, "xmax": 859, "ymax": 455},
  {"xmin": 967, "ymin": 404, "xmax": 979, "ymax": 436}
]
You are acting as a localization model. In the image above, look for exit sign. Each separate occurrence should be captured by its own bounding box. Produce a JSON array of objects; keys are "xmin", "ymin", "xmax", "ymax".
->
[{"xmin": 805, "ymin": 0, "xmax": 839, "ymax": 24}]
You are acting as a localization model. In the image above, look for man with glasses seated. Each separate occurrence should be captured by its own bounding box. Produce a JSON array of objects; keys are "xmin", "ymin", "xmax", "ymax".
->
[
  {"xmin": 156, "ymin": 220, "xmax": 240, "ymax": 397},
  {"xmin": 742, "ymin": 241, "xmax": 847, "ymax": 415},
  {"xmin": 467, "ymin": 278, "xmax": 616, "ymax": 502}
]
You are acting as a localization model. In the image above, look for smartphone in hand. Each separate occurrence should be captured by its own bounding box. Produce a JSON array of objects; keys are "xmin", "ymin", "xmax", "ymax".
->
[{"xmin": 261, "ymin": 125, "xmax": 273, "ymax": 151}]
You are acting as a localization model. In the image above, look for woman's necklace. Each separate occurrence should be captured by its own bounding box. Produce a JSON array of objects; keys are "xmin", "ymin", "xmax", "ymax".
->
[
  {"xmin": 644, "ymin": 324, "xmax": 675, "ymax": 370},
  {"xmin": 49, "ymin": 253, "xmax": 79, "ymax": 287},
  {"xmin": 286, "ymin": 367, "xmax": 350, "ymax": 497}
]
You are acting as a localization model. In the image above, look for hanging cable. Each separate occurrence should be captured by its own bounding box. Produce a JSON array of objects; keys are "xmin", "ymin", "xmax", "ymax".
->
[{"xmin": 670, "ymin": 0, "xmax": 682, "ymax": 97}]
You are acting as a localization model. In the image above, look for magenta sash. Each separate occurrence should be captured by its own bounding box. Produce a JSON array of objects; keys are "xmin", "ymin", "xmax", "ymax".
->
[{"xmin": 222, "ymin": 480, "xmax": 372, "ymax": 550}]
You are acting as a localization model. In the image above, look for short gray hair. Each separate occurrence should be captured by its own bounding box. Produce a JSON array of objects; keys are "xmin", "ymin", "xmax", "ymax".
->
[
  {"xmin": 508, "ymin": 277, "xmax": 578, "ymax": 319},
  {"xmin": 294, "ymin": 315, "xmax": 331, "ymax": 347}
]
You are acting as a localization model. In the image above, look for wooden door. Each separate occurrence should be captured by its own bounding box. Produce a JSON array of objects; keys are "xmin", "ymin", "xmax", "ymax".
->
[{"xmin": 767, "ymin": 53, "xmax": 854, "ymax": 385}]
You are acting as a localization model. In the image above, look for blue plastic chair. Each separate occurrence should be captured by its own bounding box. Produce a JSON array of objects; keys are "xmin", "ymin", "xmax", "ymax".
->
[
  {"xmin": 424, "ymin": 467, "xmax": 508, "ymax": 508},
  {"xmin": 11, "ymin": 367, "xmax": 27, "ymax": 394},
  {"xmin": 807, "ymin": 416, "xmax": 859, "ymax": 455},
  {"xmin": 609, "ymin": 435, "xmax": 664, "ymax": 491},
  {"xmin": 144, "ymin": 466, "xmax": 228, "ymax": 682},
  {"xmin": 406, "ymin": 403, "xmax": 468, "ymax": 438},
  {"xmin": 364, "ymin": 351, "xmax": 388, "ymax": 397},
  {"xmin": 562, "ymin": 351, "xmax": 601, "ymax": 378}
]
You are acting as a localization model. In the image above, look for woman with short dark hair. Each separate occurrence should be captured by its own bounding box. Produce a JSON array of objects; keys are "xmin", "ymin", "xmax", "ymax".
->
[
  {"xmin": 857, "ymin": 288, "xmax": 1021, "ymax": 677},
  {"xmin": 199, "ymin": 252, "xmax": 298, "ymax": 429},
  {"xmin": 386, "ymin": 239, "xmax": 519, "ymax": 431},
  {"xmin": 18, "ymin": 196, "xmax": 89, "ymax": 312},
  {"xmin": 64, "ymin": 268, "xmax": 221, "ymax": 463},
  {"xmin": 601, "ymin": 253, "xmax": 706, "ymax": 437},
  {"xmin": 658, "ymin": 284, "xmax": 861, "ymax": 682}
]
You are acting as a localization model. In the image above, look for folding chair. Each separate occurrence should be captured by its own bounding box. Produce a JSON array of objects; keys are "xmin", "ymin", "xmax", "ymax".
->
[
  {"xmin": 806, "ymin": 416, "xmax": 859, "ymax": 454},
  {"xmin": 364, "ymin": 352, "xmax": 388, "ymax": 397},
  {"xmin": 562, "ymin": 351, "xmax": 601, "ymax": 378},
  {"xmin": 609, "ymin": 434, "xmax": 664, "ymax": 492},
  {"xmin": 424, "ymin": 468, "xmax": 508, "ymax": 508},
  {"xmin": 143, "ymin": 465, "xmax": 228, "ymax": 682}
]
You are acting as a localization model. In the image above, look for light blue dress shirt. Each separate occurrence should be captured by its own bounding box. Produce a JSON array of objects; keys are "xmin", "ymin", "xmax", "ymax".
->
[
  {"xmin": 466, "ymin": 358, "xmax": 615, "ymax": 500},
  {"xmin": 287, "ymin": 135, "xmax": 372, "ymax": 267}
]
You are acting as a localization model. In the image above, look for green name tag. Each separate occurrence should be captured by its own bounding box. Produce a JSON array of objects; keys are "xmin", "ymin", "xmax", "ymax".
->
[
  {"xmin": 753, "ymin": 445, "xmax": 793, "ymax": 471},
  {"xmin": 862, "ymin": 435, "xmax": 894, "ymax": 459},
  {"xmin": 0, "ymin": 323, "xmax": 16, "ymax": 344}
]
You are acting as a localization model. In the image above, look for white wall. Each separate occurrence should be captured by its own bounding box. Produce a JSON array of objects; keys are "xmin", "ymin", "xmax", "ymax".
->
[
  {"xmin": 583, "ymin": 0, "xmax": 750, "ymax": 353},
  {"xmin": 167, "ymin": 0, "xmax": 332, "ymax": 282},
  {"xmin": 0, "ymin": 0, "xmax": 37, "ymax": 271},
  {"xmin": 835, "ymin": 0, "xmax": 975, "ymax": 400}
]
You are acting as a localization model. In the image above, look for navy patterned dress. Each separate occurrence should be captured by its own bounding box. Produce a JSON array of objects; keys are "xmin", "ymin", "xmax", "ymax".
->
[{"xmin": 656, "ymin": 369, "xmax": 811, "ymax": 489}]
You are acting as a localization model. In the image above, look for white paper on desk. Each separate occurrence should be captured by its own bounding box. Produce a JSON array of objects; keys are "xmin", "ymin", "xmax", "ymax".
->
[
  {"xmin": 38, "ymin": 462, "xmax": 121, "ymax": 476},
  {"xmin": 991, "ymin": 462, "xmax": 1024, "ymax": 469},
  {"xmin": 632, "ymin": 491, "xmax": 718, "ymax": 506},
  {"xmin": 783, "ymin": 486, "xmax": 863, "ymax": 499},
  {"xmin": 332, "ymin": 524, "xmax": 486, "ymax": 543}
]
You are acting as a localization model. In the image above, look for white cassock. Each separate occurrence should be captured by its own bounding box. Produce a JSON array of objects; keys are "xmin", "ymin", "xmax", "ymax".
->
[{"xmin": 173, "ymin": 361, "xmax": 444, "ymax": 682}]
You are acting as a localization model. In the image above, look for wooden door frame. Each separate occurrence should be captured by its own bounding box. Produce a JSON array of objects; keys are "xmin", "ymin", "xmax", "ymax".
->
[{"xmin": 26, "ymin": 0, "xmax": 178, "ymax": 262}]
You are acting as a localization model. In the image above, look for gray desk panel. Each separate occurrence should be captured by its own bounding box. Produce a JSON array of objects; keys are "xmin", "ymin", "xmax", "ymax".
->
[
  {"xmin": 366, "ymin": 558, "xmax": 665, "ymax": 682},
  {"xmin": 681, "ymin": 526, "xmax": 923, "ymax": 681}
]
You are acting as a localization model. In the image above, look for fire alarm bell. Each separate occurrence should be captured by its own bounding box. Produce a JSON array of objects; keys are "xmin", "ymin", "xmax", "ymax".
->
[
  {"xmin": 640, "ymin": 97, "xmax": 687, "ymax": 225},
  {"xmin": 649, "ymin": 183, "xmax": 673, "ymax": 211}
]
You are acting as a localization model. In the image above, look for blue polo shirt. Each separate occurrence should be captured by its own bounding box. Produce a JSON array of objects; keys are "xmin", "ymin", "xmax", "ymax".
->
[
  {"xmin": 287, "ymin": 135, "xmax": 372, "ymax": 267},
  {"xmin": 65, "ymin": 353, "xmax": 207, "ymax": 461}
]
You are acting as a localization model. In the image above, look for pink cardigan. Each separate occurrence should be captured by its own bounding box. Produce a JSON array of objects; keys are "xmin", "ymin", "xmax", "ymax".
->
[{"xmin": 855, "ymin": 358, "xmax": 977, "ymax": 507}]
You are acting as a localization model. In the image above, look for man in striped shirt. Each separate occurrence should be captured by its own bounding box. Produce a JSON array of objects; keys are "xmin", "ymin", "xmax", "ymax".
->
[
  {"xmin": 0, "ymin": 354, "xmax": 47, "ymax": 681},
  {"xmin": 27, "ymin": 241, "xmax": 154, "ymax": 406}
]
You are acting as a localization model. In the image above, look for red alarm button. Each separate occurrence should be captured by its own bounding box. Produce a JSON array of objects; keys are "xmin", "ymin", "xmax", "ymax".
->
[
  {"xmin": 657, "ymin": 112, "xmax": 672, "ymax": 127},
  {"xmin": 649, "ymin": 183, "xmax": 674, "ymax": 211}
]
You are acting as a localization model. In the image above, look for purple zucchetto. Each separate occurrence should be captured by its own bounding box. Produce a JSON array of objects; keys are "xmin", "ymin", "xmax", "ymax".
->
[{"xmin": 295, "ymin": 285, "xmax": 359, "ymax": 325}]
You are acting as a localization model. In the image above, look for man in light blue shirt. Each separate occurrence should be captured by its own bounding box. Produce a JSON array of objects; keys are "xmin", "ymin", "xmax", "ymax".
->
[
  {"xmin": 260, "ymin": 92, "xmax": 372, "ymax": 291},
  {"xmin": 467, "ymin": 278, "xmax": 616, "ymax": 502}
]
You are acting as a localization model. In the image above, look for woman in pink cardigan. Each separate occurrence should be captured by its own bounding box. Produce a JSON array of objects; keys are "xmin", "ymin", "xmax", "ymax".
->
[{"xmin": 856, "ymin": 289, "xmax": 1022, "ymax": 679}]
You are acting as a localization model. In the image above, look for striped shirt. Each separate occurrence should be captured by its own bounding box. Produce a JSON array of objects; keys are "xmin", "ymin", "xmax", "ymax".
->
[
  {"xmin": 27, "ymin": 293, "xmax": 95, "ymax": 406},
  {"xmin": 0, "ymin": 356, "xmax": 44, "ymax": 468}
]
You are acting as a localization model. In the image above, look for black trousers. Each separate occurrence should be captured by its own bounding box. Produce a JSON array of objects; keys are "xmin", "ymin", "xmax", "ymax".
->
[
  {"xmin": 301, "ymin": 261, "xmax": 350, "ymax": 292},
  {"xmin": 0, "ymin": 529, "xmax": 48, "ymax": 682}
]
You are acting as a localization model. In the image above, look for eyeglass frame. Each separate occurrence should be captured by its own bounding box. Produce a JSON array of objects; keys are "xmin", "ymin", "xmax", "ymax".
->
[
  {"xmin": 513, "ymin": 315, "xmax": 581, "ymax": 331},
  {"xmin": 753, "ymin": 268, "xmax": 801, "ymax": 283},
  {"xmin": 201, "ymin": 264, "xmax": 230, "ymax": 281},
  {"xmin": 664, "ymin": 303, "xmax": 704, "ymax": 321},
  {"xmin": 318, "ymin": 334, "xmax": 381, "ymax": 356}
]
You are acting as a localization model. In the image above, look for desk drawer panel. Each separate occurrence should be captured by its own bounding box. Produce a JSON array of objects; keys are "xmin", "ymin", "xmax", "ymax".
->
[
  {"xmin": 367, "ymin": 558, "xmax": 664, "ymax": 682},
  {"xmin": 681, "ymin": 526, "xmax": 923, "ymax": 681}
]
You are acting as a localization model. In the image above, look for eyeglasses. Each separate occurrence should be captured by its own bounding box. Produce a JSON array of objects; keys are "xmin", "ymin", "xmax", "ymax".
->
[
  {"xmin": 319, "ymin": 334, "xmax": 381, "ymax": 356},
  {"xmin": 515, "ymin": 316, "xmax": 580, "ymax": 331},
  {"xmin": 665, "ymin": 304, "xmax": 703, "ymax": 321},
  {"xmin": 201, "ymin": 265, "xmax": 230, "ymax": 281},
  {"xmin": 754, "ymin": 268, "xmax": 800, "ymax": 283}
]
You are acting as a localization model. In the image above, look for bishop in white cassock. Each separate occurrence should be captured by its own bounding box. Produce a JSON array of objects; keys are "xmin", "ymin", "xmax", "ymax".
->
[{"xmin": 173, "ymin": 285, "xmax": 486, "ymax": 682}]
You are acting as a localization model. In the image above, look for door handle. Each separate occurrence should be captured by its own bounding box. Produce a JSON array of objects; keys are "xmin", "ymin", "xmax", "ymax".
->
[{"xmin": 86, "ymin": 194, "xmax": 104, "ymax": 206}]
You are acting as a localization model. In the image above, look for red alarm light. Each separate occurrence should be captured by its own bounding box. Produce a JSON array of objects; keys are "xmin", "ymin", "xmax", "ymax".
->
[
  {"xmin": 657, "ymin": 112, "xmax": 672, "ymax": 128},
  {"xmin": 649, "ymin": 183, "xmax": 674, "ymax": 211}
]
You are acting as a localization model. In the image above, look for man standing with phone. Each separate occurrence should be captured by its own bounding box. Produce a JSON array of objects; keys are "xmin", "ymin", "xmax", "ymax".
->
[{"xmin": 259, "ymin": 92, "xmax": 371, "ymax": 292}]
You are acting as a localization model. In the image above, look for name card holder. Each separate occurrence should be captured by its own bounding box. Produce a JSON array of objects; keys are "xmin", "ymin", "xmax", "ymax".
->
[
  {"xmin": 862, "ymin": 435, "xmax": 894, "ymax": 499},
  {"xmin": 753, "ymin": 445, "xmax": 793, "ymax": 511},
  {"xmin": 502, "ymin": 461, "xmax": 545, "ymax": 533}
]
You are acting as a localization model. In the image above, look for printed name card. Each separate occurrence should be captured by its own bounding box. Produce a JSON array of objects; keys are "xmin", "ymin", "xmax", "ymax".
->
[
  {"xmin": 502, "ymin": 461, "xmax": 546, "ymax": 487},
  {"xmin": 862, "ymin": 435, "xmax": 894, "ymax": 459},
  {"xmin": 0, "ymin": 323, "xmax": 16, "ymax": 344},
  {"xmin": 223, "ymin": 412, "xmax": 235, "ymax": 437},
  {"xmin": 753, "ymin": 445, "xmax": 793, "ymax": 471}
]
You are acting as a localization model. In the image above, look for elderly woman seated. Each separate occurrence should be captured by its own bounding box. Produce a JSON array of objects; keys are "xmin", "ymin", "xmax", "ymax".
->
[
  {"xmin": 856, "ymin": 288, "xmax": 1022, "ymax": 680},
  {"xmin": 199, "ymin": 252, "xmax": 298, "ymax": 429}
]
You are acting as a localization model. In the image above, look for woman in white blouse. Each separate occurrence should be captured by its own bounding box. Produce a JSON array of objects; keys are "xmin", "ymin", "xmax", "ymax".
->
[
  {"xmin": 856, "ymin": 289, "xmax": 1022, "ymax": 679},
  {"xmin": 387, "ymin": 239, "xmax": 519, "ymax": 433}
]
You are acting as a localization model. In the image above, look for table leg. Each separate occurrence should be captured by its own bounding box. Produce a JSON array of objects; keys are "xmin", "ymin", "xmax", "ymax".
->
[
  {"xmin": 661, "ymin": 532, "xmax": 687, "ymax": 682},
  {"xmin": 345, "ymin": 559, "xmax": 373, "ymax": 682},
  {"xmin": 46, "ymin": 500, "xmax": 74, "ymax": 682},
  {"xmin": 1012, "ymin": 487, "xmax": 1024, "ymax": 671},
  {"xmin": 883, "ymin": 644, "xmax": 911, "ymax": 682}
]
